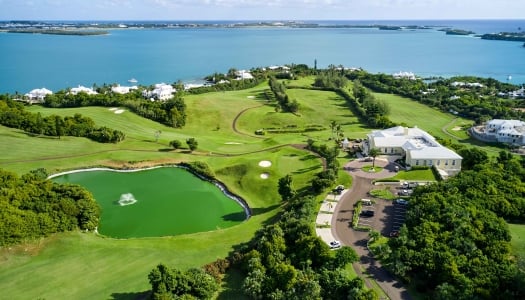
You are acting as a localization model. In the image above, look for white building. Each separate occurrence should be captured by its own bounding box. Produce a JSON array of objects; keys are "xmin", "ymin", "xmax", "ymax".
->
[
  {"xmin": 70, "ymin": 85, "xmax": 98, "ymax": 95},
  {"xmin": 393, "ymin": 71, "xmax": 416, "ymax": 80},
  {"xmin": 234, "ymin": 70, "xmax": 254, "ymax": 80},
  {"xmin": 24, "ymin": 88, "xmax": 52, "ymax": 102},
  {"xmin": 111, "ymin": 85, "xmax": 138, "ymax": 94},
  {"xmin": 364, "ymin": 126, "xmax": 462, "ymax": 177},
  {"xmin": 482, "ymin": 119, "xmax": 525, "ymax": 145},
  {"xmin": 142, "ymin": 83, "xmax": 175, "ymax": 101}
]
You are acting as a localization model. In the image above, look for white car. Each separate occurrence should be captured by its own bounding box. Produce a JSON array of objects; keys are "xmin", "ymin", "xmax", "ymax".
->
[{"xmin": 329, "ymin": 240, "xmax": 342, "ymax": 249}]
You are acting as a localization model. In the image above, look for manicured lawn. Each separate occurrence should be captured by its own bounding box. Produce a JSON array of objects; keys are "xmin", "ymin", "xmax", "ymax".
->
[
  {"xmin": 509, "ymin": 223, "xmax": 525, "ymax": 262},
  {"xmin": 362, "ymin": 165, "xmax": 383, "ymax": 173},
  {"xmin": 369, "ymin": 188, "xmax": 395, "ymax": 200},
  {"xmin": 380, "ymin": 169, "xmax": 438, "ymax": 182}
]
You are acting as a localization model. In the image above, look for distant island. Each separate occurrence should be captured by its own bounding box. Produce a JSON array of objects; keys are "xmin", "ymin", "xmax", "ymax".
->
[
  {"xmin": 5, "ymin": 28, "xmax": 108, "ymax": 36},
  {"xmin": 480, "ymin": 32, "xmax": 525, "ymax": 42},
  {"xmin": 439, "ymin": 28, "xmax": 475, "ymax": 35},
  {"xmin": 0, "ymin": 20, "xmax": 437, "ymax": 33}
]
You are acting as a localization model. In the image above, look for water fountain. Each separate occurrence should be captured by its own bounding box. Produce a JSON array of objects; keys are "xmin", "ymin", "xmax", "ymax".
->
[{"xmin": 118, "ymin": 193, "xmax": 137, "ymax": 206}]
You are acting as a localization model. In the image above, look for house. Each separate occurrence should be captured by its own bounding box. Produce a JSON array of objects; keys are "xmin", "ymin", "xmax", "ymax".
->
[
  {"xmin": 111, "ymin": 85, "xmax": 137, "ymax": 94},
  {"xmin": 24, "ymin": 87, "xmax": 52, "ymax": 102},
  {"xmin": 474, "ymin": 119, "xmax": 525, "ymax": 145},
  {"xmin": 142, "ymin": 83, "xmax": 175, "ymax": 101},
  {"xmin": 234, "ymin": 70, "xmax": 254, "ymax": 80},
  {"xmin": 70, "ymin": 85, "xmax": 97, "ymax": 95},
  {"xmin": 393, "ymin": 71, "xmax": 416, "ymax": 80},
  {"xmin": 363, "ymin": 126, "xmax": 462, "ymax": 177}
]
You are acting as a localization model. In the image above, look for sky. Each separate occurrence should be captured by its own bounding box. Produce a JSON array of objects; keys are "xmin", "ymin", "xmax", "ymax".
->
[{"xmin": 1, "ymin": 0, "xmax": 525, "ymax": 21}]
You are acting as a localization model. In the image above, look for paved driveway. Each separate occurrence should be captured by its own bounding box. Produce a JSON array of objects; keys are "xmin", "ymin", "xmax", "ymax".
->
[{"xmin": 333, "ymin": 157, "xmax": 412, "ymax": 300}]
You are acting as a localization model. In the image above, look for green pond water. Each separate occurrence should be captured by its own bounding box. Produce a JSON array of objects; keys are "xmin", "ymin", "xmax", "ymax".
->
[{"xmin": 52, "ymin": 167, "xmax": 247, "ymax": 238}]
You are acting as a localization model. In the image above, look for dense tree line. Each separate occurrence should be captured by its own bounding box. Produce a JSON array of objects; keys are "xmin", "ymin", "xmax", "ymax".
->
[
  {"xmin": 346, "ymin": 70, "xmax": 525, "ymax": 124},
  {"xmin": 148, "ymin": 264, "xmax": 219, "ymax": 299},
  {"xmin": 0, "ymin": 168, "xmax": 101, "ymax": 246},
  {"xmin": 238, "ymin": 192, "xmax": 375, "ymax": 299},
  {"xmin": 269, "ymin": 76, "xmax": 300, "ymax": 113},
  {"xmin": 385, "ymin": 150, "xmax": 525, "ymax": 299},
  {"xmin": 313, "ymin": 67, "xmax": 348, "ymax": 89},
  {"xmin": 44, "ymin": 89, "xmax": 187, "ymax": 128},
  {"xmin": 305, "ymin": 140, "xmax": 342, "ymax": 193},
  {"xmin": 0, "ymin": 97, "xmax": 125, "ymax": 143}
]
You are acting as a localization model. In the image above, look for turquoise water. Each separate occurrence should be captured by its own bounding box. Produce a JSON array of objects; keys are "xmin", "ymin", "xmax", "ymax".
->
[
  {"xmin": 1, "ymin": 20, "xmax": 524, "ymax": 93},
  {"xmin": 51, "ymin": 167, "xmax": 247, "ymax": 238}
]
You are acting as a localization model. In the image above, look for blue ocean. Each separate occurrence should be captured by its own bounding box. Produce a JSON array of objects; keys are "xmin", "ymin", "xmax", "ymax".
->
[{"xmin": 0, "ymin": 19, "xmax": 524, "ymax": 94}]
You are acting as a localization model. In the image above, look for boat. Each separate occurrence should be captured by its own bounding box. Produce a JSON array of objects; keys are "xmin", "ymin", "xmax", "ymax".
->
[{"xmin": 128, "ymin": 78, "xmax": 138, "ymax": 83}]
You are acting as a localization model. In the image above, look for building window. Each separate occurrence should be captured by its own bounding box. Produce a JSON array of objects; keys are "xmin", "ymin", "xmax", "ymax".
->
[
  {"xmin": 437, "ymin": 160, "xmax": 441, "ymax": 165},
  {"xmin": 428, "ymin": 160, "xmax": 433, "ymax": 166},
  {"xmin": 452, "ymin": 160, "xmax": 456, "ymax": 166},
  {"xmin": 445, "ymin": 161, "xmax": 449, "ymax": 166},
  {"xmin": 391, "ymin": 148, "xmax": 394, "ymax": 154},
  {"xmin": 415, "ymin": 160, "xmax": 419, "ymax": 166}
]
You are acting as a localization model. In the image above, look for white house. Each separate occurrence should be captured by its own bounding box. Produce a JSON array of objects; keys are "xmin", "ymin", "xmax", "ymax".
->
[
  {"xmin": 481, "ymin": 119, "xmax": 525, "ymax": 145},
  {"xmin": 142, "ymin": 83, "xmax": 175, "ymax": 101},
  {"xmin": 234, "ymin": 70, "xmax": 254, "ymax": 80},
  {"xmin": 364, "ymin": 126, "xmax": 462, "ymax": 177},
  {"xmin": 393, "ymin": 71, "xmax": 416, "ymax": 80},
  {"xmin": 24, "ymin": 88, "xmax": 52, "ymax": 102},
  {"xmin": 70, "ymin": 85, "xmax": 98, "ymax": 95},
  {"xmin": 111, "ymin": 85, "xmax": 138, "ymax": 94}
]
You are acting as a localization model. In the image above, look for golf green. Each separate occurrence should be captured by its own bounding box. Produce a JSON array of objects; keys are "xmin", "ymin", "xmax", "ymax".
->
[{"xmin": 51, "ymin": 167, "xmax": 247, "ymax": 238}]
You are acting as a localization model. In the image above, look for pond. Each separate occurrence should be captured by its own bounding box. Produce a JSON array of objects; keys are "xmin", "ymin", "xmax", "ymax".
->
[{"xmin": 51, "ymin": 166, "xmax": 248, "ymax": 238}]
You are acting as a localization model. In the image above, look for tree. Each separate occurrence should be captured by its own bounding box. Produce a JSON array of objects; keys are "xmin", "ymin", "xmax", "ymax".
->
[
  {"xmin": 368, "ymin": 148, "xmax": 381, "ymax": 169},
  {"xmin": 169, "ymin": 139, "xmax": 182, "ymax": 149},
  {"xmin": 186, "ymin": 138, "xmax": 198, "ymax": 152},
  {"xmin": 278, "ymin": 174, "xmax": 295, "ymax": 201}
]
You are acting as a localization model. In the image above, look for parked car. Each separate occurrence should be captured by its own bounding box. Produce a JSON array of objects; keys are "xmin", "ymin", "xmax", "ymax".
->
[
  {"xmin": 394, "ymin": 199, "xmax": 409, "ymax": 205},
  {"xmin": 360, "ymin": 210, "xmax": 375, "ymax": 217},
  {"xmin": 397, "ymin": 189, "xmax": 413, "ymax": 196},
  {"xmin": 329, "ymin": 240, "xmax": 342, "ymax": 249}
]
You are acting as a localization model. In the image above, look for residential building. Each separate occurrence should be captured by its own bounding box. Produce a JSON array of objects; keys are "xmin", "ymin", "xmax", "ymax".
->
[
  {"xmin": 471, "ymin": 119, "xmax": 525, "ymax": 145},
  {"xmin": 111, "ymin": 85, "xmax": 138, "ymax": 94},
  {"xmin": 70, "ymin": 85, "xmax": 98, "ymax": 95},
  {"xmin": 24, "ymin": 87, "xmax": 52, "ymax": 102},
  {"xmin": 142, "ymin": 83, "xmax": 175, "ymax": 101},
  {"xmin": 363, "ymin": 126, "xmax": 462, "ymax": 177}
]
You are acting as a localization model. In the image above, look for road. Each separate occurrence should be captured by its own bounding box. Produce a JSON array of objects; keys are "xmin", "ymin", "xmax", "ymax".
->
[{"xmin": 333, "ymin": 157, "xmax": 412, "ymax": 300}]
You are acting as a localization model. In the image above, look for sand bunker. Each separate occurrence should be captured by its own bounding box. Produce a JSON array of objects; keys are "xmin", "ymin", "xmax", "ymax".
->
[
  {"xmin": 108, "ymin": 107, "xmax": 118, "ymax": 111},
  {"xmin": 452, "ymin": 126, "xmax": 462, "ymax": 131},
  {"xmin": 115, "ymin": 109, "xmax": 125, "ymax": 114},
  {"xmin": 225, "ymin": 142, "xmax": 243, "ymax": 145},
  {"xmin": 247, "ymin": 96, "xmax": 255, "ymax": 99},
  {"xmin": 258, "ymin": 160, "xmax": 272, "ymax": 167},
  {"xmin": 260, "ymin": 173, "xmax": 269, "ymax": 179}
]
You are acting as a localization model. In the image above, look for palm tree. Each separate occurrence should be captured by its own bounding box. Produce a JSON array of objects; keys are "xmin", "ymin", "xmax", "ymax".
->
[{"xmin": 368, "ymin": 148, "xmax": 381, "ymax": 169}]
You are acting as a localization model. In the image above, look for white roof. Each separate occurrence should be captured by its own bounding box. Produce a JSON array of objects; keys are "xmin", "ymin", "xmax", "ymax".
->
[
  {"xmin": 409, "ymin": 146, "xmax": 462, "ymax": 160},
  {"xmin": 369, "ymin": 126, "xmax": 461, "ymax": 160}
]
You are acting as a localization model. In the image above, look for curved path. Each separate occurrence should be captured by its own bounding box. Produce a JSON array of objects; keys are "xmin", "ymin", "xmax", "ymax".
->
[
  {"xmin": 332, "ymin": 158, "xmax": 412, "ymax": 300},
  {"xmin": 231, "ymin": 104, "xmax": 266, "ymax": 138}
]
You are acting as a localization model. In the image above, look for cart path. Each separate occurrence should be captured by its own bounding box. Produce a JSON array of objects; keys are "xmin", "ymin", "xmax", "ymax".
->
[{"xmin": 231, "ymin": 104, "xmax": 266, "ymax": 138}]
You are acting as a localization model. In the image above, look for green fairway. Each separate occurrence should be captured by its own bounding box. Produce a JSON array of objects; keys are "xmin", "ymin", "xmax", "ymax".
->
[
  {"xmin": 52, "ymin": 167, "xmax": 246, "ymax": 238},
  {"xmin": 372, "ymin": 92, "xmax": 471, "ymax": 139}
]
